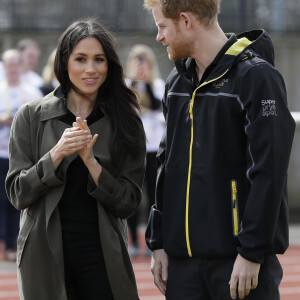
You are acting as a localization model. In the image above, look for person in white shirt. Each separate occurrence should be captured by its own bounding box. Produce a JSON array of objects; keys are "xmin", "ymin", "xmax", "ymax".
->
[
  {"xmin": 0, "ymin": 61, "xmax": 6, "ymax": 82},
  {"xmin": 126, "ymin": 44, "xmax": 165, "ymax": 257},
  {"xmin": 0, "ymin": 49, "xmax": 42, "ymax": 261},
  {"xmin": 17, "ymin": 38, "xmax": 44, "ymax": 88}
]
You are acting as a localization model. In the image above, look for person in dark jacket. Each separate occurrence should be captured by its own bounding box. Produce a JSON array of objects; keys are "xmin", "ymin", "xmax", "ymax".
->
[
  {"xmin": 6, "ymin": 18, "xmax": 146, "ymax": 300},
  {"xmin": 144, "ymin": 1, "xmax": 296, "ymax": 300}
]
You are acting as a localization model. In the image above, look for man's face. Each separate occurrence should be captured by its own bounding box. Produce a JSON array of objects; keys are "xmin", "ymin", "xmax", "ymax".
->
[
  {"xmin": 152, "ymin": 3, "xmax": 190, "ymax": 61},
  {"xmin": 22, "ymin": 45, "xmax": 40, "ymax": 71},
  {"xmin": 3, "ymin": 55, "xmax": 22, "ymax": 85}
]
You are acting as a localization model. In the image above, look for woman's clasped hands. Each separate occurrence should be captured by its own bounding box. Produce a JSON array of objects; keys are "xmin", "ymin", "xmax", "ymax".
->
[
  {"xmin": 72, "ymin": 117, "xmax": 98, "ymax": 163},
  {"xmin": 50, "ymin": 117, "xmax": 98, "ymax": 170}
]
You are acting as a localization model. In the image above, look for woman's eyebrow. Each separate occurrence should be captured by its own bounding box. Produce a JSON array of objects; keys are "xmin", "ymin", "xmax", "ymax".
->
[{"xmin": 74, "ymin": 53, "xmax": 106, "ymax": 57}]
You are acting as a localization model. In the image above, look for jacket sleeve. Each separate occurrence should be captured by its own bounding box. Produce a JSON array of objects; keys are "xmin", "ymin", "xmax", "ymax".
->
[
  {"xmin": 145, "ymin": 88, "xmax": 168, "ymax": 251},
  {"xmin": 145, "ymin": 83, "xmax": 162, "ymax": 110},
  {"xmin": 5, "ymin": 104, "xmax": 64, "ymax": 210},
  {"xmin": 87, "ymin": 144, "xmax": 146, "ymax": 220},
  {"xmin": 237, "ymin": 62, "xmax": 296, "ymax": 263}
]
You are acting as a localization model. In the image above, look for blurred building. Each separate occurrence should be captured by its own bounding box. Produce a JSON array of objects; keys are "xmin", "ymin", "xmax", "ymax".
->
[
  {"xmin": 1, "ymin": 0, "xmax": 300, "ymax": 33},
  {"xmin": 0, "ymin": 0, "xmax": 299, "ymax": 220},
  {"xmin": 1, "ymin": 1, "xmax": 300, "ymax": 78}
]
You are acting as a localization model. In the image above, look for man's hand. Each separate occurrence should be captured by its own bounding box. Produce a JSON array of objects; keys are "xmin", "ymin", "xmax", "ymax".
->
[
  {"xmin": 229, "ymin": 254, "xmax": 261, "ymax": 299},
  {"xmin": 151, "ymin": 249, "xmax": 168, "ymax": 295}
]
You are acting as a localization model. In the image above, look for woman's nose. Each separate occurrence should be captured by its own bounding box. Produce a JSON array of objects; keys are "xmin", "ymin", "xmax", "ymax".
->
[{"xmin": 86, "ymin": 61, "xmax": 96, "ymax": 73}]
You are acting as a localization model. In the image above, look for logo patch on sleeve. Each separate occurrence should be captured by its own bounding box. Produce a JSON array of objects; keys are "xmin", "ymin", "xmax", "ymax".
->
[{"xmin": 261, "ymin": 99, "xmax": 277, "ymax": 117}]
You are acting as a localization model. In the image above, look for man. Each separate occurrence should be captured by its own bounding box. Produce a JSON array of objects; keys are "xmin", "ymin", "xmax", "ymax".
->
[
  {"xmin": 144, "ymin": 1, "xmax": 296, "ymax": 299},
  {"xmin": 17, "ymin": 38, "xmax": 44, "ymax": 88},
  {"xmin": 0, "ymin": 49, "xmax": 42, "ymax": 261}
]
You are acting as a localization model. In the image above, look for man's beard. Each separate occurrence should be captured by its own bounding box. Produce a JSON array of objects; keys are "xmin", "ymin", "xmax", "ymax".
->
[{"xmin": 167, "ymin": 35, "xmax": 191, "ymax": 61}]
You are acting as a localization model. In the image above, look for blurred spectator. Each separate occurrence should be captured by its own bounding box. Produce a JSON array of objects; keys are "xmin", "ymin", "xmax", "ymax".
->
[
  {"xmin": 17, "ymin": 38, "xmax": 44, "ymax": 88},
  {"xmin": 40, "ymin": 49, "xmax": 59, "ymax": 96},
  {"xmin": 0, "ymin": 61, "xmax": 5, "ymax": 82},
  {"xmin": 126, "ymin": 44, "xmax": 165, "ymax": 257},
  {"xmin": 0, "ymin": 49, "xmax": 42, "ymax": 261}
]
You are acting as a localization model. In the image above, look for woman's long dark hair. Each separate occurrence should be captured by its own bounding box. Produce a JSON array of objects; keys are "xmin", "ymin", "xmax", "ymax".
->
[{"xmin": 54, "ymin": 17, "xmax": 145, "ymax": 167}]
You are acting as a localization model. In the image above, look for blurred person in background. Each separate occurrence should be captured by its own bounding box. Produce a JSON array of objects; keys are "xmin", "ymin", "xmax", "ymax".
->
[
  {"xmin": 0, "ymin": 49, "xmax": 42, "ymax": 261},
  {"xmin": 17, "ymin": 38, "xmax": 44, "ymax": 88},
  {"xmin": 126, "ymin": 44, "xmax": 165, "ymax": 257},
  {"xmin": 40, "ymin": 49, "xmax": 59, "ymax": 96},
  {"xmin": 6, "ymin": 18, "xmax": 146, "ymax": 300},
  {"xmin": 0, "ymin": 61, "xmax": 5, "ymax": 82}
]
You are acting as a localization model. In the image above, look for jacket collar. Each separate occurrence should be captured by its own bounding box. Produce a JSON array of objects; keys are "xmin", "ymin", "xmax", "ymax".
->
[
  {"xmin": 40, "ymin": 86, "xmax": 68, "ymax": 121},
  {"xmin": 175, "ymin": 29, "xmax": 274, "ymax": 84},
  {"xmin": 175, "ymin": 33, "xmax": 238, "ymax": 84}
]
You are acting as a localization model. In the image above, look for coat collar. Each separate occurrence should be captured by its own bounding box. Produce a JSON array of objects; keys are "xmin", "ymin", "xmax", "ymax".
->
[
  {"xmin": 40, "ymin": 85, "xmax": 108, "ymax": 122},
  {"xmin": 40, "ymin": 86, "xmax": 68, "ymax": 121}
]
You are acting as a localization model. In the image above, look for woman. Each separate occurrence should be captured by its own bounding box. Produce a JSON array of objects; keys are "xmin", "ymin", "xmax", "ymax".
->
[
  {"xmin": 6, "ymin": 18, "xmax": 146, "ymax": 300},
  {"xmin": 126, "ymin": 44, "xmax": 165, "ymax": 257},
  {"xmin": 39, "ymin": 48, "xmax": 59, "ymax": 96}
]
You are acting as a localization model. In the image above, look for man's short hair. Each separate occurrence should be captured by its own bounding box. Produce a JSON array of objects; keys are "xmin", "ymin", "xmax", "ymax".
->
[
  {"xmin": 144, "ymin": 0, "xmax": 221, "ymax": 26},
  {"xmin": 16, "ymin": 38, "xmax": 39, "ymax": 52},
  {"xmin": 2, "ymin": 49, "xmax": 22, "ymax": 64}
]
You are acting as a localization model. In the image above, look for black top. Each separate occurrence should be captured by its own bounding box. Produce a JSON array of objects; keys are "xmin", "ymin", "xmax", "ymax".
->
[{"xmin": 58, "ymin": 105, "xmax": 104, "ymax": 234}]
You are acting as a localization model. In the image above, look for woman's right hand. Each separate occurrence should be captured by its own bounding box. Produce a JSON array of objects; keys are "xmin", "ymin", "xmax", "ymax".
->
[{"xmin": 50, "ymin": 126, "xmax": 92, "ymax": 170}]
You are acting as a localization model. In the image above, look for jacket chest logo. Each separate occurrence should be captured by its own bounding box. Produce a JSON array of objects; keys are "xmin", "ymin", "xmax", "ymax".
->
[{"xmin": 212, "ymin": 78, "xmax": 228, "ymax": 89}]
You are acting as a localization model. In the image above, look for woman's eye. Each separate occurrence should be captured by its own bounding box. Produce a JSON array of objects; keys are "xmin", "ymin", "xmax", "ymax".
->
[
  {"xmin": 96, "ymin": 57, "xmax": 105, "ymax": 62},
  {"xmin": 76, "ymin": 57, "xmax": 85, "ymax": 62}
]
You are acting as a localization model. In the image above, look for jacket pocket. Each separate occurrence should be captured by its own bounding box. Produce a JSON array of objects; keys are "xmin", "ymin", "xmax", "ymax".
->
[
  {"xmin": 17, "ymin": 212, "xmax": 35, "ymax": 267},
  {"xmin": 231, "ymin": 180, "xmax": 239, "ymax": 236}
]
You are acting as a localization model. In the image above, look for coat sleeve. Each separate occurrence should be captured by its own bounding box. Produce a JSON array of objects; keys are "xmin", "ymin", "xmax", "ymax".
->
[
  {"xmin": 236, "ymin": 62, "xmax": 296, "ymax": 263},
  {"xmin": 5, "ymin": 104, "xmax": 64, "ymax": 210},
  {"xmin": 145, "ymin": 130, "xmax": 166, "ymax": 250},
  {"xmin": 87, "ymin": 143, "xmax": 146, "ymax": 220},
  {"xmin": 145, "ymin": 87, "xmax": 168, "ymax": 251}
]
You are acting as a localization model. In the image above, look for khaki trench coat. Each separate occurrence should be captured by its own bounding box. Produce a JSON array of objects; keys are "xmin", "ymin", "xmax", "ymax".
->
[{"xmin": 5, "ymin": 91, "xmax": 146, "ymax": 300}]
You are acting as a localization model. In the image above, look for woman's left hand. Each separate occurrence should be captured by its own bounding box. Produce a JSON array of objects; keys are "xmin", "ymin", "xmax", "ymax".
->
[
  {"xmin": 73, "ymin": 117, "xmax": 102, "ymax": 186},
  {"xmin": 73, "ymin": 117, "xmax": 98, "ymax": 164}
]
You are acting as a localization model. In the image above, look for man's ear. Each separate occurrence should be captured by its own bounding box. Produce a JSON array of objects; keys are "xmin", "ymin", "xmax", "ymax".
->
[{"xmin": 179, "ymin": 12, "xmax": 192, "ymax": 30}]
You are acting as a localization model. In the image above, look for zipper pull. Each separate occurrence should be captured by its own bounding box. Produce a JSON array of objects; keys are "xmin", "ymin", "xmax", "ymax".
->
[
  {"xmin": 189, "ymin": 100, "xmax": 193, "ymax": 118},
  {"xmin": 232, "ymin": 181, "xmax": 237, "ymax": 201}
]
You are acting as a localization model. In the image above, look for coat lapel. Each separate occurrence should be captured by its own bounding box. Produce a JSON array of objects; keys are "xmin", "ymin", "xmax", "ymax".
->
[
  {"xmin": 39, "ymin": 94, "xmax": 78, "ymax": 280},
  {"xmin": 42, "ymin": 119, "xmax": 77, "ymax": 227}
]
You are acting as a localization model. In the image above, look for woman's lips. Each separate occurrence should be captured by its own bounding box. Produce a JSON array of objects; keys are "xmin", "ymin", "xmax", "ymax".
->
[{"xmin": 82, "ymin": 77, "xmax": 98, "ymax": 84}]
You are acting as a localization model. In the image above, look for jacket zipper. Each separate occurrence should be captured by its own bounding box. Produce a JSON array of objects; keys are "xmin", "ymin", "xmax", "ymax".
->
[
  {"xmin": 186, "ymin": 69, "xmax": 229, "ymax": 257},
  {"xmin": 231, "ymin": 180, "xmax": 239, "ymax": 236}
]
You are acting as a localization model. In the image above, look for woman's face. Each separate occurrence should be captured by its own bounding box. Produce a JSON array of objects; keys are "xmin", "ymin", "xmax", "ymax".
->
[
  {"xmin": 131, "ymin": 54, "xmax": 152, "ymax": 82},
  {"xmin": 67, "ymin": 37, "xmax": 108, "ymax": 100}
]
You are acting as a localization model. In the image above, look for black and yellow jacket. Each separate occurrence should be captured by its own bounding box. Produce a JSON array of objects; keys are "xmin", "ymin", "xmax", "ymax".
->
[{"xmin": 145, "ymin": 29, "xmax": 295, "ymax": 264}]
